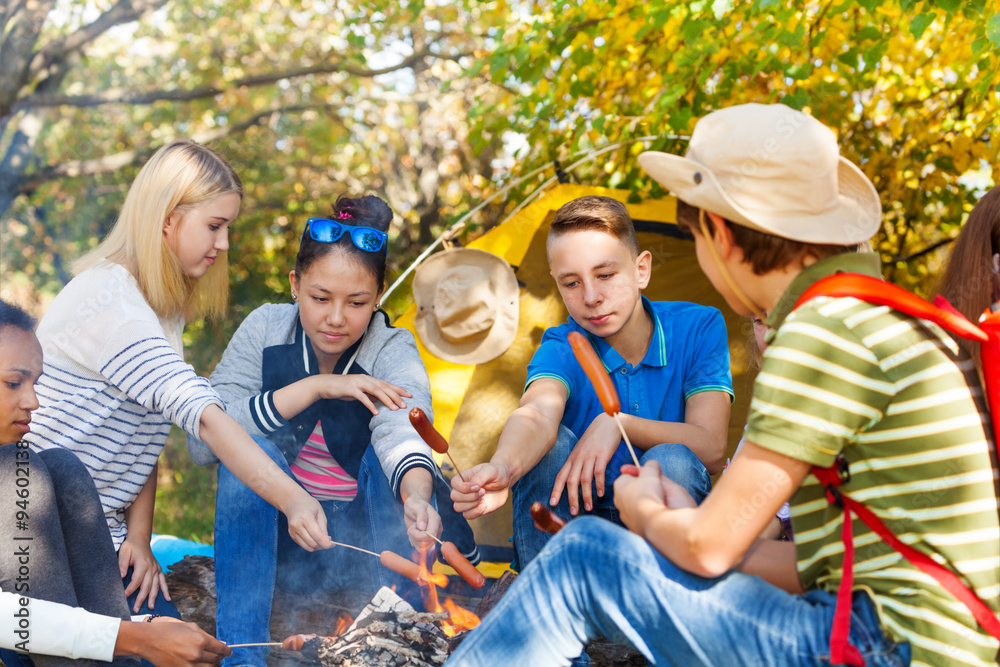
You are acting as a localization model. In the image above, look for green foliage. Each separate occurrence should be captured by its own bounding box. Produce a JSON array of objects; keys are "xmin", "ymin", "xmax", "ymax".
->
[
  {"xmin": 465, "ymin": 0, "xmax": 1000, "ymax": 294},
  {"xmin": 4, "ymin": 0, "xmax": 1000, "ymax": 545},
  {"xmin": 2, "ymin": 0, "xmax": 511, "ymax": 367},
  {"xmin": 155, "ymin": 428, "xmax": 217, "ymax": 544}
]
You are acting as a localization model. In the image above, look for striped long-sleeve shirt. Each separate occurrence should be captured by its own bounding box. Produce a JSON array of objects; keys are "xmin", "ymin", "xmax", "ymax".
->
[
  {"xmin": 27, "ymin": 263, "xmax": 222, "ymax": 548},
  {"xmin": 747, "ymin": 253, "xmax": 1000, "ymax": 667}
]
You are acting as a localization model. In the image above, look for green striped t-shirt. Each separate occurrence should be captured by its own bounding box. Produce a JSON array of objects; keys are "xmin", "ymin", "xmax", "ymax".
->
[{"xmin": 746, "ymin": 254, "xmax": 1000, "ymax": 667}]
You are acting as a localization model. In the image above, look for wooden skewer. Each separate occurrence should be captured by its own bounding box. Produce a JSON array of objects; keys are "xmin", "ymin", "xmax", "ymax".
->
[
  {"xmin": 227, "ymin": 642, "xmax": 284, "ymax": 648},
  {"xmin": 445, "ymin": 451, "xmax": 468, "ymax": 483},
  {"xmin": 612, "ymin": 412, "xmax": 641, "ymax": 468},
  {"xmin": 421, "ymin": 529, "xmax": 444, "ymax": 545},
  {"xmin": 330, "ymin": 540, "xmax": 379, "ymax": 558}
]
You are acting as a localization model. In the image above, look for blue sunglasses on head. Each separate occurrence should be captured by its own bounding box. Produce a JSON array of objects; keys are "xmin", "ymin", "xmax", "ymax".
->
[{"xmin": 301, "ymin": 218, "xmax": 388, "ymax": 253}]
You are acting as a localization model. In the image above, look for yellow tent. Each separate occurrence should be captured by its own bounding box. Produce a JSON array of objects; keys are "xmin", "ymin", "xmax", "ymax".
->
[{"xmin": 395, "ymin": 184, "xmax": 754, "ymax": 549}]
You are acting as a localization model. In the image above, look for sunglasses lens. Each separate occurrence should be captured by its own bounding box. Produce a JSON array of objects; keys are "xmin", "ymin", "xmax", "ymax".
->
[
  {"xmin": 309, "ymin": 220, "xmax": 341, "ymax": 243},
  {"xmin": 352, "ymin": 228, "xmax": 385, "ymax": 252}
]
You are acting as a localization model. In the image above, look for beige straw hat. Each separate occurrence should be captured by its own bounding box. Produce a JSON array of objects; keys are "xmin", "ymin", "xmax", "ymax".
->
[
  {"xmin": 638, "ymin": 103, "xmax": 881, "ymax": 245},
  {"xmin": 413, "ymin": 248, "xmax": 519, "ymax": 365}
]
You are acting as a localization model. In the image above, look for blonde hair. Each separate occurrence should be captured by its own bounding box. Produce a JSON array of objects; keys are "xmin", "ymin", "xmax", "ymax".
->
[{"xmin": 74, "ymin": 139, "xmax": 242, "ymax": 320}]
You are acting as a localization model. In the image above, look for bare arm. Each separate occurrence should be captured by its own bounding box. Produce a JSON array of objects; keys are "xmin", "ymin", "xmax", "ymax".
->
[
  {"xmin": 614, "ymin": 441, "xmax": 808, "ymax": 578},
  {"xmin": 398, "ymin": 467, "xmax": 440, "ymax": 548},
  {"xmin": 493, "ymin": 379, "xmax": 569, "ymax": 483},
  {"xmin": 737, "ymin": 539, "xmax": 803, "ymax": 593},
  {"xmin": 271, "ymin": 375, "xmax": 411, "ymax": 420},
  {"xmin": 198, "ymin": 404, "xmax": 332, "ymax": 551},
  {"xmin": 450, "ymin": 379, "xmax": 567, "ymax": 519}
]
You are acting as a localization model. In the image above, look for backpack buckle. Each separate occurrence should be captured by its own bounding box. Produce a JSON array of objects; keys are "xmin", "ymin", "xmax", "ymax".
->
[
  {"xmin": 819, "ymin": 455, "xmax": 850, "ymax": 508},
  {"xmin": 835, "ymin": 454, "xmax": 851, "ymax": 484},
  {"xmin": 824, "ymin": 484, "xmax": 844, "ymax": 509}
]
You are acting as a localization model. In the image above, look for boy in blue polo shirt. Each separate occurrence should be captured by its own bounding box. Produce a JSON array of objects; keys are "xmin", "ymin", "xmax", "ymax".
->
[{"xmin": 451, "ymin": 195, "xmax": 733, "ymax": 565}]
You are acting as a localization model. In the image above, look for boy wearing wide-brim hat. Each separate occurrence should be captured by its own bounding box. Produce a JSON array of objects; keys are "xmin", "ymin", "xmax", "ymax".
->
[
  {"xmin": 451, "ymin": 195, "xmax": 734, "ymax": 568},
  {"xmin": 450, "ymin": 103, "xmax": 1000, "ymax": 666}
]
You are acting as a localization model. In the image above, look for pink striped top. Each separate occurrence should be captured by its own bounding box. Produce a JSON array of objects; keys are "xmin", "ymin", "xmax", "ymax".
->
[{"xmin": 289, "ymin": 420, "xmax": 358, "ymax": 501}]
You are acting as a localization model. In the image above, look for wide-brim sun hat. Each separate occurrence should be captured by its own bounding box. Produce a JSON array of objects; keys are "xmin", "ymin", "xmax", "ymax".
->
[
  {"xmin": 413, "ymin": 248, "xmax": 519, "ymax": 365},
  {"xmin": 638, "ymin": 103, "xmax": 881, "ymax": 245}
]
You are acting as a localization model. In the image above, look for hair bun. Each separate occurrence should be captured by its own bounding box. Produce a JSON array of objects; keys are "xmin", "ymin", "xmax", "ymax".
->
[{"xmin": 333, "ymin": 195, "xmax": 393, "ymax": 233}]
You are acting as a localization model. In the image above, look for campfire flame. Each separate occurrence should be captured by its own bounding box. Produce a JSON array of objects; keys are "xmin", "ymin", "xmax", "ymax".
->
[
  {"xmin": 440, "ymin": 597, "xmax": 480, "ymax": 635},
  {"xmin": 334, "ymin": 614, "xmax": 352, "ymax": 637},
  {"xmin": 415, "ymin": 545, "xmax": 481, "ymax": 637}
]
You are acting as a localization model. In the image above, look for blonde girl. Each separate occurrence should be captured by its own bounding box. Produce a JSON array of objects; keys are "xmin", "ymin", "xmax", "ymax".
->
[{"xmin": 26, "ymin": 139, "xmax": 331, "ymax": 618}]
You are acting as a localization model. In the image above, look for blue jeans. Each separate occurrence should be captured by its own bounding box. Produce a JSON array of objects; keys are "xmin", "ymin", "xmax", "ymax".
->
[
  {"xmin": 122, "ymin": 565, "xmax": 182, "ymax": 620},
  {"xmin": 215, "ymin": 436, "xmax": 429, "ymax": 667},
  {"xmin": 450, "ymin": 518, "xmax": 911, "ymax": 666},
  {"xmin": 0, "ymin": 446, "xmax": 140, "ymax": 667},
  {"xmin": 512, "ymin": 425, "xmax": 712, "ymax": 568}
]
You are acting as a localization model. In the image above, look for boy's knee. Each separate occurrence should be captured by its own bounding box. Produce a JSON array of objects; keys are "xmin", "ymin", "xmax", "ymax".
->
[
  {"xmin": 644, "ymin": 442, "xmax": 702, "ymax": 472},
  {"xmin": 537, "ymin": 517, "xmax": 632, "ymax": 572},
  {"xmin": 556, "ymin": 516, "xmax": 621, "ymax": 551},
  {"xmin": 517, "ymin": 425, "xmax": 578, "ymax": 491},
  {"xmin": 643, "ymin": 443, "xmax": 711, "ymax": 499}
]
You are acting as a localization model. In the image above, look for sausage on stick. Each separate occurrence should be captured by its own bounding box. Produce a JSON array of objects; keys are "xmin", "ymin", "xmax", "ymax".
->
[
  {"xmin": 440, "ymin": 541, "xmax": 486, "ymax": 589},
  {"xmin": 280, "ymin": 635, "xmax": 317, "ymax": 651},
  {"xmin": 378, "ymin": 549, "xmax": 425, "ymax": 583},
  {"xmin": 379, "ymin": 549, "xmax": 448, "ymax": 588},
  {"xmin": 567, "ymin": 331, "xmax": 640, "ymax": 467},
  {"xmin": 409, "ymin": 407, "xmax": 467, "ymax": 482},
  {"xmin": 530, "ymin": 501, "xmax": 567, "ymax": 535},
  {"xmin": 326, "ymin": 539, "xmax": 434, "ymax": 586},
  {"xmin": 421, "ymin": 530, "xmax": 484, "ymax": 589}
]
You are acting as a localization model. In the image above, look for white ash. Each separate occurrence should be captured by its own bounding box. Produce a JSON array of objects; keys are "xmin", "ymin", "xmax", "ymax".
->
[{"xmin": 306, "ymin": 587, "xmax": 450, "ymax": 667}]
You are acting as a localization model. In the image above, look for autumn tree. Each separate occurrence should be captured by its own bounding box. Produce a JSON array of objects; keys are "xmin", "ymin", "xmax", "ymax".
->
[
  {"xmin": 1, "ymin": 0, "xmax": 508, "ymax": 356},
  {"xmin": 467, "ymin": 0, "xmax": 1000, "ymax": 292}
]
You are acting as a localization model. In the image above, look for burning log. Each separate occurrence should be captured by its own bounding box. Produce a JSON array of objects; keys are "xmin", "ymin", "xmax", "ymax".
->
[
  {"xmin": 473, "ymin": 570, "xmax": 518, "ymax": 618},
  {"xmin": 301, "ymin": 587, "xmax": 451, "ymax": 666}
]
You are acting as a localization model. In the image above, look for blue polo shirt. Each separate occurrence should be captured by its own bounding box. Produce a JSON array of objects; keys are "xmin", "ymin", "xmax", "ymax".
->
[{"xmin": 526, "ymin": 297, "xmax": 734, "ymax": 477}]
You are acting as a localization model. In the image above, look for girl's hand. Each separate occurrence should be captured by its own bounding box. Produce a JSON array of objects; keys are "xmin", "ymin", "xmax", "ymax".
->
[
  {"xmin": 283, "ymin": 490, "xmax": 334, "ymax": 552},
  {"xmin": 450, "ymin": 462, "xmax": 511, "ymax": 519},
  {"xmin": 403, "ymin": 497, "xmax": 443, "ymax": 549},
  {"xmin": 116, "ymin": 618, "xmax": 230, "ymax": 666},
  {"xmin": 119, "ymin": 536, "xmax": 170, "ymax": 613},
  {"xmin": 314, "ymin": 375, "xmax": 412, "ymax": 415}
]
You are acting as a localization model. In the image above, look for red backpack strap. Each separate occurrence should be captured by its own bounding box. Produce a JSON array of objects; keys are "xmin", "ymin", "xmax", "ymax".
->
[
  {"xmin": 812, "ymin": 462, "xmax": 866, "ymax": 666},
  {"xmin": 800, "ymin": 280, "xmax": 998, "ymax": 662},
  {"xmin": 979, "ymin": 309, "xmax": 1000, "ymax": 449},
  {"xmin": 794, "ymin": 273, "xmax": 988, "ymax": 342},
  {"xmin": 813, "ymin": 460, "xmax": 1000, "ymax": 647}
]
